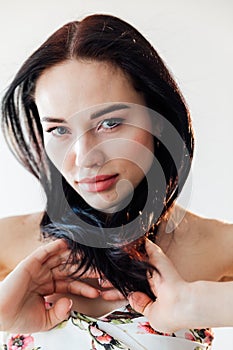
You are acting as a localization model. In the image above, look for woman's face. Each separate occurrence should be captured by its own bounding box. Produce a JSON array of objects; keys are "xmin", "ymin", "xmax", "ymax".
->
[{"xmin": 35, "ymin": 60, "xmax": 154, "ymax": 213}]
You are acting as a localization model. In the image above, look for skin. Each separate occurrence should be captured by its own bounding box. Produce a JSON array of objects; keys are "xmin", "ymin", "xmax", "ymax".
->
[
  {"xmin": 0, "ymin": 207, "xmax": 233, "ymax": 332},
  {"xmin": 0, "ymin": 213, "xmax": 127, "ymax": 322},
  {"xmin": 129, "ymin": 239, "xmax": 233, "ymax": 333},
  {"xmin": 0, "ymin": 59, "xmax": 233, "ymax": 332},
  {"xmin": 35, "ymin": 59, "xmax": 154, "ymax": 213}
]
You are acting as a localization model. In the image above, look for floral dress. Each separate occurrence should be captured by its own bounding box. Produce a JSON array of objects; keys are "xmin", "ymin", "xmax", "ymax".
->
[{"xmin": 0, "ymin": 305, "xmax": 214, "ymax": 350}]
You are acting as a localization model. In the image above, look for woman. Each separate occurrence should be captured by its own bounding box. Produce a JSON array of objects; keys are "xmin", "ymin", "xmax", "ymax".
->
[{"xmin": 0, "ymin": 13, "xmax": 232, "ymax": 350}]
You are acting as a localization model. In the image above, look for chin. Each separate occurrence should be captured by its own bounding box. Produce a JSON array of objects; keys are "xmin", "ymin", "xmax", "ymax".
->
[
  {"xmin": 88, "ymin": 195, "xmax": 133, "ymax": 214},
  {"xmin": 86, "ymin": 201, "xmax": 121, "ymax": 214}
]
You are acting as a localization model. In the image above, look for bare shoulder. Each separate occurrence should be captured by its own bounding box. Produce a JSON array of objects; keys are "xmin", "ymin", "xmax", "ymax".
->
[
  {"xmin": 165, "ymin": 205, "xmax": 232, "ymax": 241},
  {"xmin": 0, "ymin": 212, "xmax": 43, "ymax": 240},
  {"xmin": 197, "ymin": 213, "xmax": 233, "ymax": 279},
  {"xmin": 203, "ymin": 216, "xmax": 233, "ymax": 278},
  {"xmin": 173, "ymin": 206, "xmax": 233, "ymax": 278},
  {"xmin": 158, "ymin": 205, "xmax": 233, "ymax": 281},
  {"xmin": 0, "ymin": 212, "xmax": 44, "ymax": 279}
]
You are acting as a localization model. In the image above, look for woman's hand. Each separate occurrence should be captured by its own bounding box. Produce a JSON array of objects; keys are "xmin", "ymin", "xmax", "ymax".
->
[
  {"xmin": 128, "ymin": 239, "xmax": 191, "ymax": 333},
  {"xmin": 0, "ymin": 239, "xmax": 102, "ymax": 333}
]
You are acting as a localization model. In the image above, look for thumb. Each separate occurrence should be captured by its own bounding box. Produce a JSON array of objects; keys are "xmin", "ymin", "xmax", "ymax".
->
[
  {"xmin": 128, "ymin": 291, "xmax": 153, "ymax": 315},
  {"xmin": 46, "ymin": 298, "xmax": 73, "ymax": 330}
]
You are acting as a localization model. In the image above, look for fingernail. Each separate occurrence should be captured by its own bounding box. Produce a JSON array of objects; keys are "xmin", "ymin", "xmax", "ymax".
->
[
  {"xmin": 45, "ymin": 301, "xmax": 53, "ymax": 310},
  {"xmin": 68, "ymin": 299, "xmax": 73, "ymax": 311},
  {"xmin": 98, "ymin": 278, "xmax": 107, "ymax": 287}
]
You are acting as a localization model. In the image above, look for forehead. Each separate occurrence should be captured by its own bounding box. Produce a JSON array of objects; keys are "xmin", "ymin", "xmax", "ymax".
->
[{"xmin": 35, "ymin": 59, "xmax": 145, "ymax": 120}]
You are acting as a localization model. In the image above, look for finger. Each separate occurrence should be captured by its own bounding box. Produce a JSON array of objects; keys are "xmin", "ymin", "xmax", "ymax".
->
[
  {"xmin": 15, "ymin": 241, "xmax": 69, "ymax": 283},
  {"xmin": 98, "ymin": 279, "xmax": 114, "ymax": 289},
  {"xmin": 128, "ymin": 291, "xmax": 153, "ymax": 315},
  {"xmin": 145, "ymin": 239, "xmax": 182, "ymax": 283},
  {"xmin": 146, "ymin": 270, "xmax": 159, "ymax": 297},
  {"xmin": 145, "ymin": 239, "xmax": 164, "ymax": 265},
  {"xmin": 101, "ymin": 288, "xmax": 125, "ymax": 301},
  {"xmin": 145, "ymin": 239, "xmax": 173, "ymax": 274},
  {"xmin": 51, "ymin": 264, "xmax": 100, "ymax": 279},
  {"xmin": 26, "ymin": 239, "xmax": 68, "ymax": 266},
  {"xmin": 54, "ymin": 280, "xmax": 100, "ymax": 298},
  {"xmin": 41, "ymin": 252, "xmax": 71, "ymax": 271},
  {"xmin": 45, "ymin": 297, "xmax": 72, "ymax": 330}
]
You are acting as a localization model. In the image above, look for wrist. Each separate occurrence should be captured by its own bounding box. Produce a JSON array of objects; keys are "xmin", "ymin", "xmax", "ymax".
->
[
  {"xmin": 172, "ymin": 281, "xmax": 197, "ymax": 331},
  {"xmin": 178, "ymin": 280, "xmax": 213, "ymax": 329}
]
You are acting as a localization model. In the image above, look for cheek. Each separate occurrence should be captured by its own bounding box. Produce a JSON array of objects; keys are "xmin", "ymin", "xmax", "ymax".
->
[
  {"xmin": 133, "ymin": 131, "xmax": 154, "ymax": 152},
  {"xmin": 44, "ymin": 139, "xmax": 75, "ymax": 176},
  {"xmin": 104, "ymin": 129, "xmax": 154, "ymax": 156},
  {"xmin": 132, "ymin": 132, "xmax": 154, "ymax": 171},
  {"xmin": 60, "ymin": 152, "xmax": 76, "ymax": 175},
  {"xmin": 108, "ymin": 133, "xmax": 153, "ymax": 174}
]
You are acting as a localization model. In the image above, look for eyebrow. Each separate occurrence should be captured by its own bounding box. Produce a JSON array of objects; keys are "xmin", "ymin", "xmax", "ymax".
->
[
  {"xmin": 41, "ymin": 117, "xmax": 67, "ymax": 123},
  {"xmin": 90, "ymin": 103, "xmax": 130, "ymax": 119},
  {"xmin": 41, "ymin": 103, "xmax": 130, "ymax": 123}
]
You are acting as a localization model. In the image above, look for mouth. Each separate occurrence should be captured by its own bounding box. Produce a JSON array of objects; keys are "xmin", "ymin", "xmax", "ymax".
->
[{"xmin": 77, "ymin": 174, "xmax": 119, "ymax": 193}]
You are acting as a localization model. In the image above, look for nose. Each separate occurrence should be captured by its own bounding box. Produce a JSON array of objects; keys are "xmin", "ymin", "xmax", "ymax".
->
[{"xmin": 72, "ymin": 133, "xmax": 105, "ymax": 169}]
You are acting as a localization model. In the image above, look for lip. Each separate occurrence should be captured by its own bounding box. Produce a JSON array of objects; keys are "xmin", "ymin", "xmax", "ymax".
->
[{"xmin": 77, "ymin": 174, "xmax": 119, "ymax": 192}]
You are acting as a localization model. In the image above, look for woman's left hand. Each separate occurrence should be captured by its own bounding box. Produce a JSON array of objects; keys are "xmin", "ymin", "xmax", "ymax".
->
[{"xmin": 128, "ymin": 239, "xmax": 191, "ymax": 333}]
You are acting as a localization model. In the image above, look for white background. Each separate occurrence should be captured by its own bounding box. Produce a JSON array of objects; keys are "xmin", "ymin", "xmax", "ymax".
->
[{"xmin": 0, "ymin": 0, "xmax": 232, "ymax": 348}]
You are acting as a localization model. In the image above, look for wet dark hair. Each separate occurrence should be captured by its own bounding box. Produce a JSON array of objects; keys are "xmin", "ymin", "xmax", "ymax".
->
[{"xmin": 1, "ymin": 14, "xmax": 194, "ymax": 299}]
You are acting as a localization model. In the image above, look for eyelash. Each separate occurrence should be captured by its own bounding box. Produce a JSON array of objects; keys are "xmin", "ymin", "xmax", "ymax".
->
[
  {"xmin": 45, "ymin": 118, "xmax": 124, "ymax": 138},
  {"xmin": 97, "ymin": 117, "xmax": 124, "ymax": 131},
  {"xmin": 45, "ymin": 126, "xmax": 71, "ymax": 137}
]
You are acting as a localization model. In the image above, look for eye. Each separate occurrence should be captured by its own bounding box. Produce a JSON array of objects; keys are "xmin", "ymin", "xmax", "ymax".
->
[
  {"xmin": 45, "ymin": 126, "xmax": 71, "ymax": 137},
  {"xmin": 97, "ymin": 118, "xmax": 124, "ymax": 131}
]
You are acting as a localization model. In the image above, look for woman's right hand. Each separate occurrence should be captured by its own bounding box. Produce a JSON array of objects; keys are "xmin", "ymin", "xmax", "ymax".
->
[{"xmin": 0, "ymin": 239, "xmax": 101, "ymax": 333}]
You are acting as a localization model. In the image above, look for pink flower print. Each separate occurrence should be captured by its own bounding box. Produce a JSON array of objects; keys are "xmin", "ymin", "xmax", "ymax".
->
[
  {"xmin": 8, "ymin": 334, "xmax": 34, "ymax": 350},
  {"xmin": 89, "ymin": 325, "xmax": 114, "ymax": 345},
  {"xmin": 204, "ymin": 329, "xmax": 214, "ymax": 345},
  {"xmin": 96, "ymin": 334, "xmax": 112, "ymax": 344},
  {"xmin": 138, "ymin": 322, "xmax": 157, "ymax": 334},
  {"xmin": 185, "ymin": 332, "xmax": 196, "ymax": 341}
]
